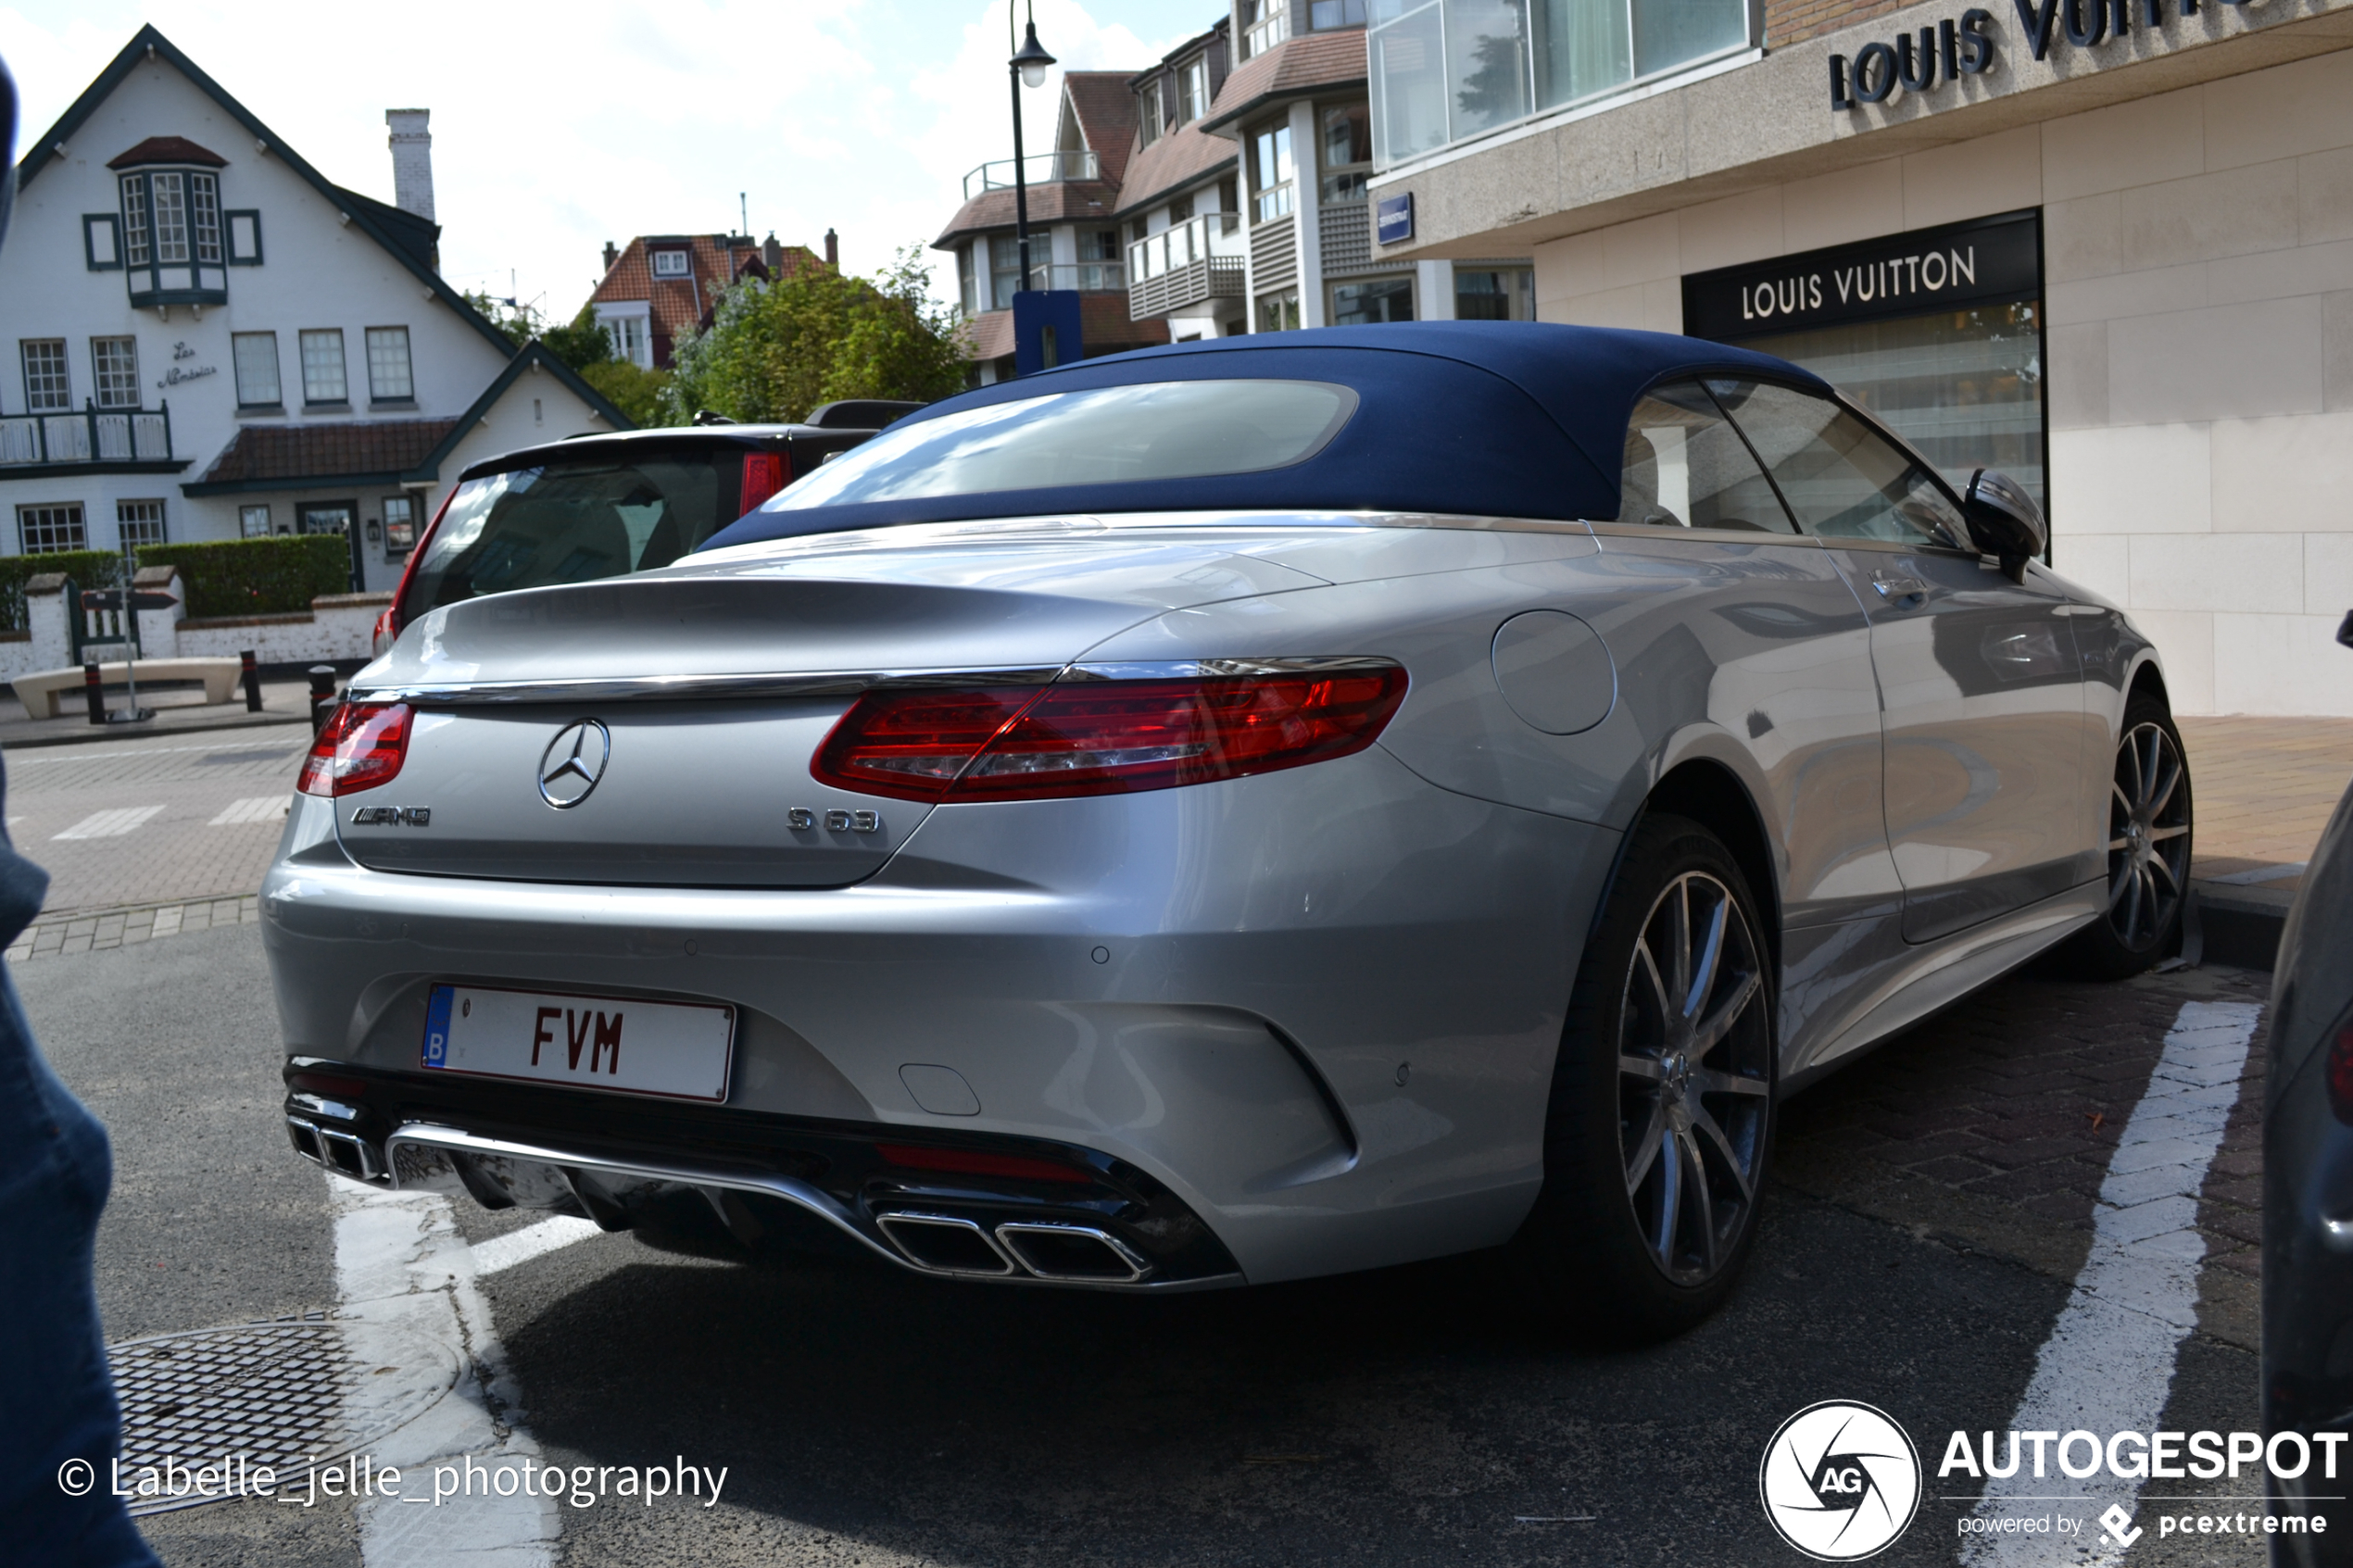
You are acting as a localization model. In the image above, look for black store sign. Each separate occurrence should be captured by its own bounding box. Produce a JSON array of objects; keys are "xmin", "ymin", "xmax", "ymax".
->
[{"xmin": 1680, "ymin": 210, "xmax": 2041, "ymax": 342}]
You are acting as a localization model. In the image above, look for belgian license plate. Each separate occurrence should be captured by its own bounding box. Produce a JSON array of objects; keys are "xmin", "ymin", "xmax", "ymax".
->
[{"xmin": 421, "ymin": 984, "xmax": 734, "ymax": 1102}]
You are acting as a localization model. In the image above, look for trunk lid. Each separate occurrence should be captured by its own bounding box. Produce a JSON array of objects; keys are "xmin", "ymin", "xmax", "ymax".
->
[{"xmin": 335, "ymin": 531, "xmax": 1326, "ymax": 887}]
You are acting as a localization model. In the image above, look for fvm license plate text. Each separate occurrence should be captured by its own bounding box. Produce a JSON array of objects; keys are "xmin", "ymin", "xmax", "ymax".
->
[{"xmin": 535, "ymin": 1007, "xmax": 624, "ymax": 1076}]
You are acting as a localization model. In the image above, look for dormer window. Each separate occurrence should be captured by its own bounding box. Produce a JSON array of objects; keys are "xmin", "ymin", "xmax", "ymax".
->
[
  {"xmin": 651, "ymin": 248, "xmax": 691, "ymax": 278},
  {"xmin": 107, "ymin": 136, "xmax": 231, "ymax": 307},
  {"xmin": 1176, "ymin": 57, "xmax": 1207, "ymax": 123}
]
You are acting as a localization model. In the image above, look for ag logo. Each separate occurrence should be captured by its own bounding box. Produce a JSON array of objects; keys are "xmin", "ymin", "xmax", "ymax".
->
[{"xmin": 1759, "ymin": 1400, "xmax": 1921, "ymax": 1561}]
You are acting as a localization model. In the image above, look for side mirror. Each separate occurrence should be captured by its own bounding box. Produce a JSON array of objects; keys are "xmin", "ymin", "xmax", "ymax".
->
[{"xmin": 1963, "ymin": 470, "xmax": 2046, "ymax": 583}]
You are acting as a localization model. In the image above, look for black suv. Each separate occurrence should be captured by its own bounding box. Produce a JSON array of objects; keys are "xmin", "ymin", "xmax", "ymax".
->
[{"xmin": 373, "ymin": 400, "xmax": 920, "ymax": 651}]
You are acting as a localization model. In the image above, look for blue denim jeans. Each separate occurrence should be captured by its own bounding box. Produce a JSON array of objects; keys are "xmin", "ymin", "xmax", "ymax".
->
[{"xmin": 0, "ymin": 762, "xmax": 158, "ymax": 1567}]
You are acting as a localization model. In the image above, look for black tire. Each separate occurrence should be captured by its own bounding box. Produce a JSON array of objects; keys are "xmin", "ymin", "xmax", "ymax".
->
[
  {"xmin": 1514, "ymin": 812, "xmax": 1777, "ymax": 1343},
  {"xmin": 2058, "ymin": 692, "xmax": 2193, "ymax": 981}
]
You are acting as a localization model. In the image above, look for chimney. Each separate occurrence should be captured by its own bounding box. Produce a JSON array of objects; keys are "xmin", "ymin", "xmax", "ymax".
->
[
  {"xmin": 761, "ymin": 232, "xmax": 782, "ymax": 273},
  {"xmin": 384, "ymin": 109, "xmax": 434, "ymax": 222},
  {"xmin": 602, "ymin": 241, "xmax": 618, "ymax": 272},
  {"xmin": 824, "ymin": 228, "xmax": 838, "ymax": 270}
]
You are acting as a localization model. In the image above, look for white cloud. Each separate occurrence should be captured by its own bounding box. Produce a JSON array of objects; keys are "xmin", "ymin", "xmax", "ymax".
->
[{"xmin": 0, "ymin": 0, "xmax": 1202, "ymax": 315}]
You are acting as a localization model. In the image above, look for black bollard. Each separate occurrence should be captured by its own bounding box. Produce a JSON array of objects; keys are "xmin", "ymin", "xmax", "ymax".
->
[
  {"xmin": 240, "ymin": 649, "xmax": 263, "ymax": 713},
  {"xmin": 308, "ymin": 665, "xmax": 338, "ymax": 735},
  {"xmin": 82, "ymin": 661, "xmax": 106, "ymax": 725}
]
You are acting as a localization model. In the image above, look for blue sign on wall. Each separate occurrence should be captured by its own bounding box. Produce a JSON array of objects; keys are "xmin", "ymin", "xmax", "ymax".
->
[
  {"xmin": 1013, "ymin": 290, "xmax": 1085, "ymax": 377},
  {"xmin": 1376, "ymin": 193, "xmax": 1414, "ymax": 247}
]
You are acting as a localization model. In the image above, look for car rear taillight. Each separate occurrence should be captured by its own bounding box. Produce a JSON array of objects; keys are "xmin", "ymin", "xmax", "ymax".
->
[
  {"xmin": 298, "ymin": 703, "xmax": 414, "ymax": 797},
  {"xmin": 740, "ymin": 450, "xmax": 787, "ymax": 514},
  {"xmin": 2328, "ymin": 1024, "xmax": 2353, "ymax": 1124},
  {"xmin": 812, "ymin": 667, "xmax": 1408, "ymax": 803}
]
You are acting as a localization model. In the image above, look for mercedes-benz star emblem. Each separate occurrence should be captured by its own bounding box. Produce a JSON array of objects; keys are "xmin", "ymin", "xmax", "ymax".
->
[{"xmin": 537, "ymin": 720, "xmax": 610, "ymax": 809}]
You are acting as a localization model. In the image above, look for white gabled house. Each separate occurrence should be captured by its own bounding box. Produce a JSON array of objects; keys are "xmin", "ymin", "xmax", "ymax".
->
[{"xmin": 1, "ymin": 26, "xmax": 629, "ymax": 593}]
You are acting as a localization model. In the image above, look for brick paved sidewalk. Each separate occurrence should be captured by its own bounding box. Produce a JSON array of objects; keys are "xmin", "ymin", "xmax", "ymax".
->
[
  {"xmin": 3, "ymin": 893, "xmax": 261, "ymax": 962},
  {"xmin": 2182, "ymin": 713, "xmax": 2353, "ymax": 895}
]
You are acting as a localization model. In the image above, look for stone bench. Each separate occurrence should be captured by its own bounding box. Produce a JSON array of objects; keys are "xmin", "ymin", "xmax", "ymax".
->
[{"xmin": 12, "ymin": 657, "xmax": 245, "ymax": 720}]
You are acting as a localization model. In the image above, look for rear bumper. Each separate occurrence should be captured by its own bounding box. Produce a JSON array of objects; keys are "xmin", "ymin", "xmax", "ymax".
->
[
  {"xmin": 264, "ymin": 749, "xmax": 1622, "ymax": 1285},
  {"xmin": 283, "ymin": 1071, "xmax": 1241, "ymax": 1288}
]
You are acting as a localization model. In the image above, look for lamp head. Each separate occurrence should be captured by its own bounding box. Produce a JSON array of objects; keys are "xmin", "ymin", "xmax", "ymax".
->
[{"xmin": 1012, "ymin": 21, "xmax": 1055, "ymax": 89}]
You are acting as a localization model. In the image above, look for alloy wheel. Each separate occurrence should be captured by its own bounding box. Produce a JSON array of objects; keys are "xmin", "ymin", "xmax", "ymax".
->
[
  {"xmin": 2106, "ymin": 721, "xmax": 2191, "ymax": 949},
  {"xmin": 1617, "ymin": 872, "xmax": 1771, "ymax": 1287}
]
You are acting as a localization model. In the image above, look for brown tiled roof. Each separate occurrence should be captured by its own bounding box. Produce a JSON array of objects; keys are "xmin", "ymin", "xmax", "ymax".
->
[
  {"xmin": 591, "ymin": 234, "xmax": 826, "ymax": 357},
  {"xmin": 196, "ymin": 420, "xmax": 459, "ymax": 485},
  {"xmin": 960, "ymin": 299, "xmax": 1171, "ymax": 364},
  {"xmin": 934, "ymin": 182, "xmax": 1122, "ymax": 248},
  {"xmin": 1114, "ymin": 122, "xmax": 1237, "ymax": 221},
  {"xmin": 109, "ymin": 135, "xmax": 227, "ymax": 169},
  {"xmin": 1062, "ymin": 71, "xmax": 1141, "ymax": 187},
  {"xmin": 1201, "ymin": 31, "xmax": 1366, "ymax": 134}
]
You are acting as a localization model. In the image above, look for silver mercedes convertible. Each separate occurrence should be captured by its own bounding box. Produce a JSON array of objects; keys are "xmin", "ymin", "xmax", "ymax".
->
[{"xmin": 267, "ymin": 323, "xmax": 2190, "ymax": 1339}]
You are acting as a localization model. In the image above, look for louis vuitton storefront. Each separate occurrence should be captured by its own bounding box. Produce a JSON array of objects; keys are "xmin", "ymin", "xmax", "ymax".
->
[{"xmin": 1365, "ymin": 0, "xmax": 2353, "ymax": 715}]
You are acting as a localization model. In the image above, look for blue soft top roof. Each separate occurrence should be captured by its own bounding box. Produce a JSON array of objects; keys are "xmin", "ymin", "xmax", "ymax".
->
[{"xmin": 702, "ymin": 322, "xmax": 1826, "ymax": 550}]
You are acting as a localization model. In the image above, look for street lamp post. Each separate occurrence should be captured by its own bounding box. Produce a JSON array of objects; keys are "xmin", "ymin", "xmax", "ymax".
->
[{"xmin": 1008, "ymin": 17, "xmax": 1056, "ymax": 296}]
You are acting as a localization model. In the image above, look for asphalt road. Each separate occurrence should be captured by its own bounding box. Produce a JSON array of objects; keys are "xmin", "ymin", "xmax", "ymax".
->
[{"xmin": 22, "ymin": 915, "xmax": 2279, "ymax": 1567}]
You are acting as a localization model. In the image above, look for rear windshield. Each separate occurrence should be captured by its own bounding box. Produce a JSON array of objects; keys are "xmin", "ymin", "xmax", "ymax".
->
[
  {"xmin": 402, "ymin": 450, "xmax": 740, "ymax": 618},
  {"xmin": 756, "ymin": 380, "xmax": 1357, "ymax": 515}
]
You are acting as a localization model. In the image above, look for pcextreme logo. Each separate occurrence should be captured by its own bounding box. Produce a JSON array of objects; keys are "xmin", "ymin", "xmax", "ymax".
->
[{"xmin": 1760, "ymin": 1401, "xmax": 1924, "ymax": 1561}]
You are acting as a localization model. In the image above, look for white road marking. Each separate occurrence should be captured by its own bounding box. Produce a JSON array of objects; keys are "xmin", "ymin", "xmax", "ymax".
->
[
  {"xmin": 470, "ymin": 1215, "xmax": 607, "ymax": 1277},
  {"xmin": 331, "ymin": 1175, "xmax": 559, "ymax": 1566},
  {"xmin": 1960, "ymin": 998, "xmax": 2262, "ymax": 1563},
  {"xmin": 208, "ymin": 795, "xmax": 291, "ymax": 825},
  {"xmin": 53, "ymin": 805, "xmax": 165, "ymax": 839}
]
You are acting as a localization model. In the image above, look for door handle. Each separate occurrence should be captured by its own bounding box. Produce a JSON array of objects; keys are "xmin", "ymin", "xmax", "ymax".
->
[{"xmin": 1870, "ymin": 574, "xmax": 1930, "ymax": 608}]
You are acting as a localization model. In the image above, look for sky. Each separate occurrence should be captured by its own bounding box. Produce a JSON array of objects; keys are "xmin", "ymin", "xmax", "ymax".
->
[{"xmin": 0, "ymin": 0, "xmax": 1211, "ymax": 317}]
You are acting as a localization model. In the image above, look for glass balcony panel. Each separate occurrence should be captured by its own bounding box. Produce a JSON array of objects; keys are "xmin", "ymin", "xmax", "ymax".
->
[
  {"xmin": 1444, "ymin": 0, "xmax": 1531, "ymax": 139},
  {"xmin": 1533, "ymin": 0, "xmax": 1629, "ymax": 106},
  {"xmin": 1631, "ymin": 0, "xmax": 1746, "ymax": 77},
  {"xmin": 961, "ymin": 150, "xmax": 1101, "ymax": 202},
  {"xmin": 1371, "ymin": 2, "xmax": 1451, "ymax": 166}
]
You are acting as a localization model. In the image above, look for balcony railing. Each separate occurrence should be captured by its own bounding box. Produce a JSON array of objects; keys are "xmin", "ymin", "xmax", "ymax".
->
[
  {"xmin": 1127, "ymin": 214, "xmax": 1248, "ymax": 320},
  {"xmin": 962, "ymin": 150, "xmax": 1101, "ymax": 203},
  {"xmin": 1243, "ymin": 7, "xmax": 1291, "ymax": 57},
  {"xmin": 1027, "ymin": 261, "xmax": 1127, "ymax": 292},
  {"xmin": 0, "ymin": 402, "xmax": 173, "ymax": 469}
]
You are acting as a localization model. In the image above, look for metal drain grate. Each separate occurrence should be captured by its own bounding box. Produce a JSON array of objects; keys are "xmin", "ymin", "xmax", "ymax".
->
[{"xmin": 107, "ymin": 1317, "xmax": 460, "ymax": 1515}]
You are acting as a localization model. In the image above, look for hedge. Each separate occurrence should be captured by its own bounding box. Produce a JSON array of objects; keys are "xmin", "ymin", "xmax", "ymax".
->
[
  {"xmin": 0, "ymin": 550, "xmax": 124, "ymax": 633},
  {"xmin": 137, "ymin": 536, "xmax": 350, "ymax": 620}
]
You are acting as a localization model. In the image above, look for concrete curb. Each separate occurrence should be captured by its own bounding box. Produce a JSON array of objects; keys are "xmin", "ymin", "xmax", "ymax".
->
[{"xmin": 2192, "ymin": 880, "xmax": 2292, "ymax": 972}]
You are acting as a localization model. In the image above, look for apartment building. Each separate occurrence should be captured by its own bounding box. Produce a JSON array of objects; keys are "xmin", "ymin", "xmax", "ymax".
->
[{"xmin": 1363, "ymin": 0, "xmax": 2353, "ymax": 715}]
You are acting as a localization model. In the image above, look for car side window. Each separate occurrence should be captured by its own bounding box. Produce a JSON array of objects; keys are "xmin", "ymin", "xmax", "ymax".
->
[
  {"xmin": 1616, "ymin": 381, "xmax": 1796, "ymax": 534},
  {"xmin": 1705, "ymin": 380, "xmax": 1967, "ymax": 548}
]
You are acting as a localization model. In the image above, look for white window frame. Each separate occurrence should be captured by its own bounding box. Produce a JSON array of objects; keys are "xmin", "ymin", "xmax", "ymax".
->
[
  {"xmin": 651, "ymin": 248, "xmax": 691, "ymax": 278},
  {"xmin": 18, "ymin": 503, "xmax": 88, "ymax": 555},
  {"xmin": 117, "ymin": 499, "xmax": 168, "ymax": 550},
  {"xmin": 233, "ymin": 332, "xmax": 282, "ymax": 408},
  {"xmin": 299, "ymin": 329, "xmax": 348, "ymax": 406},
  {"xmin": 365, "ymin": 326, "xmax": 414, "ymax": 402},
  {"xmin": 92, "ymin": 337, "xmax": 141, "ymax": 410},
  {"xmin": 20, "ymin": 339, "xmax": 70, "ymax": 413},
  {"xmin": 239, "ymin": 504, "xmax": 272, "ymax": 538}
]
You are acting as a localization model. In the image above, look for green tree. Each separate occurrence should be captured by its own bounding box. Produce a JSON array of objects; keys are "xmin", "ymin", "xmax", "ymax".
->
[
  {"xmin": 661, "ymin": 245, "xmax": 967, "ymax": 424},
  {"xmin": 461, "ymin": 288, "xmax": 541, "ymax": 349},
  {"xmin": 579, "ymin": 358, "xmax": 673, "ymax": 428},
  {"xmin": 541, "ymin": 304, "xmax": 617, "ymax": 372}
]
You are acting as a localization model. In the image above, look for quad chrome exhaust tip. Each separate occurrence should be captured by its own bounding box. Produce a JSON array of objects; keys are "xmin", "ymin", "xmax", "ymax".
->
[
  {"xmin": 285, "ymin": 1114, "xmax": 384, "ymax": 1182},
  {"xmin": 875, "ymin": 1210, "xmax": 1151, "ymax": 1284}
]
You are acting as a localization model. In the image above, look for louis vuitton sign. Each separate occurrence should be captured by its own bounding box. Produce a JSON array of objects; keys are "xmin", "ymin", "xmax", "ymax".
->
[
  {"xmin": 1680, "ymin": 211, "xmax": 2042, "ymax": 342},
  {"xmin": 1831, "ymin": 0, "xmax": 2250, "ymax": 110}
]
